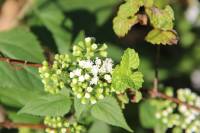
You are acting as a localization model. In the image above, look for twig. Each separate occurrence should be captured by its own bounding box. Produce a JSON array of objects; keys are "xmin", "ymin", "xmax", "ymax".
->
[
  {"xmin": 153, "ymin": 46, "xmax": 160, "ymax": 93},
  {"xmin": 0, "ymin": 120, "xmax": 71, "ymax": 132},
  {"xmin": 0, "ymin": 57, "xmax": 42, "ymax": 68},
  {"xmin": 0, "ymin": 120, "xmax": 47, "ymax": 129},
  {"xmin": 149, "ymin": 89, "xmax": 200, "ymax": 112}
]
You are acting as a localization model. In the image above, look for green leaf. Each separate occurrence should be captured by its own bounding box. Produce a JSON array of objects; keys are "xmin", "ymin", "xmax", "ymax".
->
[
  {"xmin": 0, "ymin": 28, "xmax": 45, "ymax": 106},
  {"xmin": 74, "ymin": 98, "xmax": 90, "ymax": 120},
  {"xmin": 112, "ymin": 49, "xmax": 144, "ymax": 92},
  {"xmin": 0, "ymin": 28, "xmax": 44, "ymax": 62},
  {"xmin": 139, "ymin": 100, "xmax": 159, "ymax": 128},
  {"xmin": 0, "ymin": 86, "xmax": 42, "ymax": 107},
  {"xmin": 34, "ymin": 5, "xmax": 72, "ymax": 54},
  {"xmin": 19, "ymin": 94, "xmax": 72, "ymax": 117},
  {"xmin": 145, "ymin": 29, "xmax": 178, "ymax": 45},
  {"xmin": 8, "ymin": 111, "xmax": 42, "ymax": 124},
  {"xmin": 145, "ymin": 6, "xmax": 174, "ymax": 30},
  {"xmin": 91, "ymin": 97, "xmax": 133, "ymax": 132},
  {"xmin": 89, "ymin": 121, "xmax": 111, "ymax": 133},
  {"xmin": 121, "ymin": 48, "xmax": 140, "ymax": 69},
  {"xmin": 113, "ymin": 0, "xmax": 144, "ymax": 37},
  {"xmin": 0, "ymin": 63, "xmax": 43, "ymax": 92},
  {"xmin": 144, "ymin": 0, "xmax": 154, "ymax": 8}
]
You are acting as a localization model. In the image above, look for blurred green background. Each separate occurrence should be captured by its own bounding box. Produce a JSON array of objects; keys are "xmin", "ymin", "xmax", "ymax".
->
[{"xmin": 0, "ymin": 0, "xmax": 200, "ymax": 133}]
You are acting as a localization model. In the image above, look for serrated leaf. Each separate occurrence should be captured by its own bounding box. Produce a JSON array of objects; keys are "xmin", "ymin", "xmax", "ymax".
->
[
  {"xmin": 121, "ymin": 48, "xmax": 139, "ymax": 69},
  {"xmin": 91, "ymin": 97, "xmax": 133, "ymax": 132},
  {"xmin": 113, "ymin": 16, "xmax": 138, "ymax": 37},
  {"xmin": 145, "ymin": 6, "xmax": 174, "ymax": 30},
  {"xmin": 145, "ymin": 29, "xmax": 178, "ymax": 45},
  {"xmin": 112, "ymin": 49, "xmax": 143, "ymax": 92},
  {"xmin": 113, "ymin": 0, "xmax": 144, "ymax": 37},
  {"xmin": 19, "ymin": 94, "xmax": 72, "ymax": 117},
  {"xmin": 0, "ymin": 28, "xmax": 44, "ymax": 62}
]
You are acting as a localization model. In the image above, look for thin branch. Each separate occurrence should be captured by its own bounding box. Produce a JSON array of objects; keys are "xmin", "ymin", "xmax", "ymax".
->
[
  {"xmin": 0, "ymin": 120, "xmax": 47, "ymax": 129},
  {"xmin": 153, "ymin": 46, "xmax": 160, "ymax": 93},
  {"xmin": 149, "ymin": 89, "xmax": 200, "ymax": 112},
  {"xmin": 0, "ymin": 57, "xmax": 42, "ymax": 68},
  {"xmin": 0, "ymin": 120, "xmax": 70, "ymax": 132}
]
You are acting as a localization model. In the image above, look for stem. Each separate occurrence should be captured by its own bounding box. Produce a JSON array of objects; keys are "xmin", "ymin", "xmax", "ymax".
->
[
  {"xmin": 153, "ymin": 46, "xmax": 160, "ymax": 93},
  {"xmin": 149, "ymin": 89, "xmax": 200, "ymax": 112},
  {"xmin": 0, "ymin": 57, "xmax": 42, "ymax": 68},
  {"xmin": 0, "ymin": 121, "xmax": 47, "ymax": 129},
  {"xmin": 0, "ymin": 120, "xmax": 70, "ymax": 132}
]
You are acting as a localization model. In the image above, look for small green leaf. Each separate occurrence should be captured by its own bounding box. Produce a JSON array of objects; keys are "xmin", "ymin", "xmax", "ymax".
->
[
  {"xmin": 113, "ymin": 16, "xmax": 138, "ymax": 37},
  {"xmin": 121, "ymin": 48, "xmax": 140, "ymax": 69},
  {"xmin": 145, "ymin": 29, "xmax": 178, "ymax": 45},
  {"xmin": 145, "ymin": 6, "xmax": 174, "ymax": 30},
  {"xmin": 91, "ymin": 97, "xmax": 133, "ymax": 132},
  {"xmin": 112, "ymin": 49, "xmax": 144, "ymax": 92},
  {"xmin": 19, "ymin": 94, "xmax": 71, "ymax": 117},
  {"xmin": 113, "ymin": 0, "xmax": 144, "ymax": 37}
]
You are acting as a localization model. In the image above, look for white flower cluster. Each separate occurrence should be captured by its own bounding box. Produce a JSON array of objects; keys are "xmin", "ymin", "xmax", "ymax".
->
[
  {"xmin": 72, "ymin": 37, "xmax": 108, "ymax": 60},
  {"xmin": 69, "ymin": 57, "xmax": 114, "ymax": 105},
  {"xmin": 44, "ymin": 116, "xmax": 86, "ymax": 133},
  {"xmin": 155, "ymin": 88, "xmax": 200, "ymax": 133},
  {"xmin": 39, "ymin": 54, "xmax": 71, "ymax": 94}
]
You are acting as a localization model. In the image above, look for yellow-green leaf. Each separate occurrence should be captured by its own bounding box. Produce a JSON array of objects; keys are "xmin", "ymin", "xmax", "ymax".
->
[
  {"xmin": 113, "ymin": 0, "xmax": 144, "ymax": 37},
  {"xmin": 145, "ymin": 5, "xmax": 174, "ymax": 30},
  {"xmin": 145, "ymin": 29, "xmax": 178, "ymax": 45}
]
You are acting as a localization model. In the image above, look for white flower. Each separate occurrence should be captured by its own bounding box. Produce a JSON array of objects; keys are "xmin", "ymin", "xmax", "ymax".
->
[
  {"xmin": 90, "ymin": 76, "xmax": 99, "ymax": 85},
  {"xmin": 95, "ymin": 57, "xmax": 101, "ymax": 66},
  {"xmin": 100, "ymin": 58, "xmax": 113, "ymax": 74},
  {"xmin": 87, "ymin": 87, "xmax": 93, "ymax": 92},
  {"xmin": 79, "ymin": 75, "xmax": 85, "ymax": 82},
  {"xmin": 91, "ymin": 43, "xmax": 98, "ymax": 50},
  {"xmin": 84, "ymin": 74, "xmax": 90, "ymax": 80},
  {"xmin": 77, "ymin": 93, "xmax": 82, "ymax": 99},
  {"xmin": 85, "ymin": 37, "xmax": 95, "ymax": 43},
  {"xmin": 85, "ymin": 93, "xmax": 91, "ymax": 99},
  {"xmin": 104, "ymin": 74, "xmax": 112, "ymax": 83},
  {"xmin": 91, "ymin": 65, "xmax": 99, "ymax": 76},
  {"xmin": 74, "ymin": 69, "xmax": 82, "ymax": 76},
  {"xmin": 79, "ymin": 60, "xmax": 93, "ymax": 69},
  {"xmin": 91, "ymin": 98, "xmax": 97, "ymax": 104},
  {"xmin": 98, "ymin": 95, "xmax": 104, "ymax": 99},
  {"xmin": 69, "ymin": 72, "xmax": 75, "ymax": 78}
]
